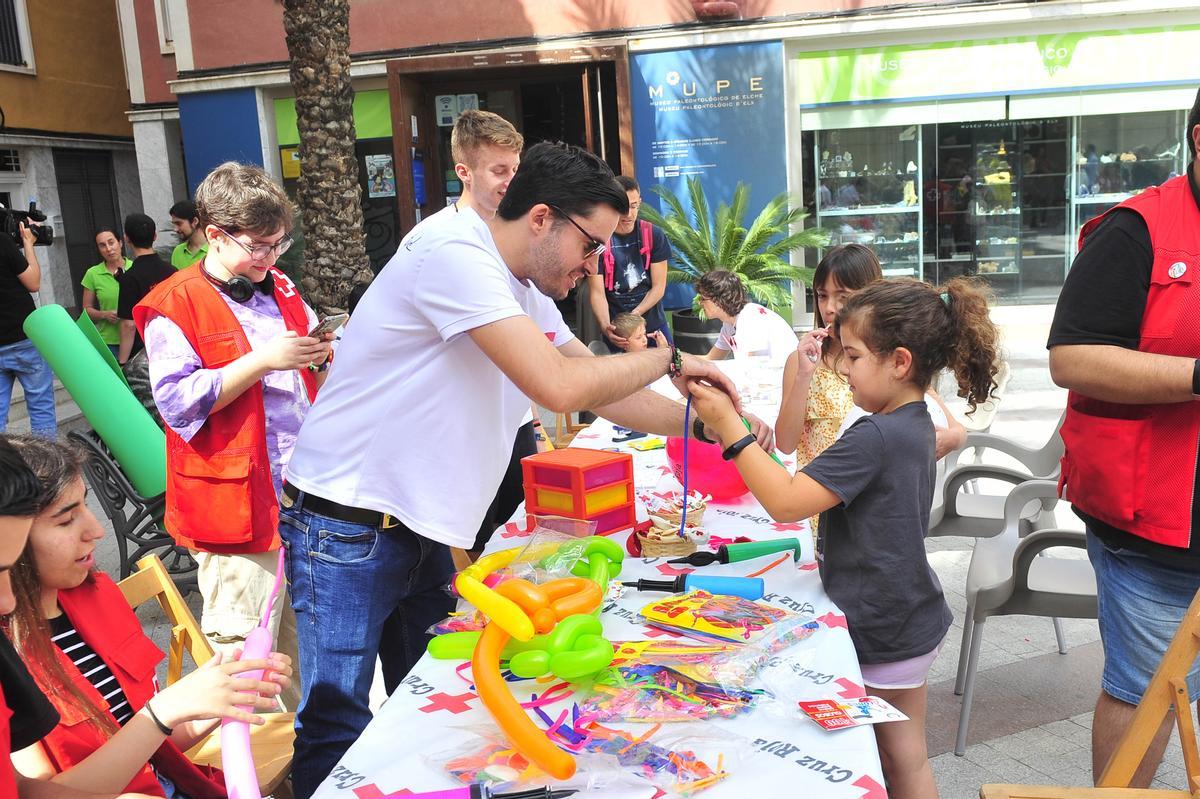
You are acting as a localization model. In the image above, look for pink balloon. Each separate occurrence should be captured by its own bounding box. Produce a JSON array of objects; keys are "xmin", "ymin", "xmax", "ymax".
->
[
  {"xmin": 220, "ymin": 626, "xmax": 271, "ymax": 799},
  {"xmin": 665, "ymin": 436, "xmax": 749, "ymax": 500}
]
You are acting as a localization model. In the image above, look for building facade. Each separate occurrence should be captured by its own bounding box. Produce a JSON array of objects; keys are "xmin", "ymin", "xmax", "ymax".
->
[
  {"xmin": 1, "ymin": 0, "xmax": 140, "ymax": 309},
  {"xmin": 118, "ymin": 0, "xmax": 1200, "ymax": 308}
]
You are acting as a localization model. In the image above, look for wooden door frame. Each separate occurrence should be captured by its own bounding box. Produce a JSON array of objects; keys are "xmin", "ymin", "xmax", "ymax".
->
[{"xmin": 385, "ymin": 43, "xmax": 633, "ymax": 238}]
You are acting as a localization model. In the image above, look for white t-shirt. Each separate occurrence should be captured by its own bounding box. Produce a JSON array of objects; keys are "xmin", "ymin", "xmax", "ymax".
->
[
  {"xmin": 714, "ymin": 303, "xmax": 797, "ymax": 366},
  {"xmin": 285, "ymin": 208, "xmax": 573, "ymax": 547},
  {"xmin": 400, "ymin": 206, "xmax": 535, "ymax": 426}
]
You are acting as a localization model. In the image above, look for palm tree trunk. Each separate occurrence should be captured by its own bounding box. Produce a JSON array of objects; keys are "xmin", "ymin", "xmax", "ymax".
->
[{"xmin": 281, "ymin": 0, "xmax": 372, "ymax": 314}]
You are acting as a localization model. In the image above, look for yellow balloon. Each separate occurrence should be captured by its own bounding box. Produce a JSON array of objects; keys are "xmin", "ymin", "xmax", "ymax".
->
[{"xmin": 456, "ymin": 574, "xmax": 535, "ymax": 641}]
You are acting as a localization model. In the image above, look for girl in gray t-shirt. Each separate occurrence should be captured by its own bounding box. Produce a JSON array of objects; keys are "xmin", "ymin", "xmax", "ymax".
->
[{"xmin": 688, "ymin": 277, "xmax": 1000, "ymax": 799}]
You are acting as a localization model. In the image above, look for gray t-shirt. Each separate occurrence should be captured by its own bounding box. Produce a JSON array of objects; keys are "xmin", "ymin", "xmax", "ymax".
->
[{"xmin": 802, "ymin": 401, "xmax": 952, "ymax": 664}]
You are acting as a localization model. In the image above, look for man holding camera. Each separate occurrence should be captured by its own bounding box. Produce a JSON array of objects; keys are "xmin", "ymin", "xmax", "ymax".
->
[{"xmin": 0, "ymin": 221, "xmax": 55, "ymax": 437}]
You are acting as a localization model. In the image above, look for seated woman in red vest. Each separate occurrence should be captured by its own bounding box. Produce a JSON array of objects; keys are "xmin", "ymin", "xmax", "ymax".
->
[{"xmin": 4, "ymin": 435, "xmax": 291, "ymax": 799}]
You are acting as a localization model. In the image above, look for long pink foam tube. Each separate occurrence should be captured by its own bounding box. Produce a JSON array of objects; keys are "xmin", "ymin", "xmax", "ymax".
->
[{"xmin": 219, "ymin": 548, "xmax": 285, "ymax": 799}]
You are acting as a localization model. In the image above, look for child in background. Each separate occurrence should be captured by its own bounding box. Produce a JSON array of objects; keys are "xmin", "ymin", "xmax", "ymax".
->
[
  {"xmin": 687, "ymin": 277, "xmax": 999, "ymax": 799},
  {"xmin": 776, "ymin": 244, "xmax": 880, "ymax": 464},
  {"xmin": 611, "ymin": 312, "xmax": 668, "ymax": 353}
]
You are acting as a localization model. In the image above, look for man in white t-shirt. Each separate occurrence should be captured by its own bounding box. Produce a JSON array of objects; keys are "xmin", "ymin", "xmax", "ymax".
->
[
  {"xmin": 697, "ymin": 270, "xmax": 798, "ymax": 366},
  {"xmin": 366, "ymin": 111, "xmax": 529, "ymax": 695},
  {"xmin": 280, "ymin": 142, "xmax": 766, "ymax": 799}
]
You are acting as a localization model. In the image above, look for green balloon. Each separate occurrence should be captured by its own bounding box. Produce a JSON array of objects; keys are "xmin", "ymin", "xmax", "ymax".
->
[{"xmin": 24, "ymin": 305, "xmax": 165, "ymax": 497}]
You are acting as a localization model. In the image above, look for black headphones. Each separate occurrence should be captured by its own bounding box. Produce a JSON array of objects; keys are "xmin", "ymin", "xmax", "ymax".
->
[{"xmin": 201, "ymin": 264, "xmax": 274, "ymax": 303}]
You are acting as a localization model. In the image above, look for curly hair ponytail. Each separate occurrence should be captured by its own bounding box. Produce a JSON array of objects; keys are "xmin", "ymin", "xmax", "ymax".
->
[
  {"xmin": 834, "ymin": 277, "xmax": 1000, "ymax": 412},
  {"xmin": 942, "ymin": 278, "xmax": 1000, "ymax": 412}
]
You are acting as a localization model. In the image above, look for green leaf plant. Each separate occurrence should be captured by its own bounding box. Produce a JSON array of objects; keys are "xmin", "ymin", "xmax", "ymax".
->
[{"xmin": 638, "ymin": 175, "xmax": 829, "ymax": 317}]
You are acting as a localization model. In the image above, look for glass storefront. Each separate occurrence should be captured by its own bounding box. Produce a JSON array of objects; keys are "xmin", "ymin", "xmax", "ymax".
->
[{"xmin": 806, "ymin": 110, "xmax": 1188, "ymax": 304}]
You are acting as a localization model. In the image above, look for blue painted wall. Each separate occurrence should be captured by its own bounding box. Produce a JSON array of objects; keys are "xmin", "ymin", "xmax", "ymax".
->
[
  {"xmin": 631, "ymin": 42, "xmax": 787, "ymax": 309},
  {"xmin": 179, "ymin": 88, "xmax": 264, "ymax": 194}
]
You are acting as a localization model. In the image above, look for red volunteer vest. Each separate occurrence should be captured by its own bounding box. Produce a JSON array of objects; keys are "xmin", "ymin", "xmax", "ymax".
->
[
  {"xmin": 134, "ymin": 265, "xmax": 317, "ymax": 554},
  {"xmin": 1059, "ymin": 174, "xmax": 1200, "ymax": 548},
  {"xmin": 602, "ymin": 220, "xmax": 654, "ymax": 292},
  {"xmin": 30, "ymin": 575, "xmax": 225, "ymax": 799},
  {"xmin": 0, "ymin": 683, "xmax": 15, "ymax": 799}
]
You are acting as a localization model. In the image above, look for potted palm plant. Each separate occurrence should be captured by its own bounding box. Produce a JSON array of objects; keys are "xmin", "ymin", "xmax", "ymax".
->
[{"xmin": 639, "ymin": 176, "xmax": 828, "ymax": 354}]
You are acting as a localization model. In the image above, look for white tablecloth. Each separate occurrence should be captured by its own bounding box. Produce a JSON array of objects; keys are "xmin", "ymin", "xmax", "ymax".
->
[{"xmin": 312, "ymin": 367, "xmax": 886, "ymax": 799}]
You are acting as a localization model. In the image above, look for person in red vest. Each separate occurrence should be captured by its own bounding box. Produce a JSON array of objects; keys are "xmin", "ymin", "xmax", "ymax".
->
[
  {"xmin": 4, "ymin": 435, "xmax": 290, "ymax": 797},
  {"xmin": 1048, "ymin": 88, "xmax": 1200, "ymax": 787},
  {"xmin": 133, "ymin": 162, "xmax": 332, "ymax": 710},
  {"xmin": 587, "ymin": 175, "xmax": 673, "ymax": 352}
]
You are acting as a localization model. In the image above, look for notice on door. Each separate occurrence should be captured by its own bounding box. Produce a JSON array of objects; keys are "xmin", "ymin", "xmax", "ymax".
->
[{"xmin": 366, "ymin": 154, "xmax": 396, "ymax": 198}]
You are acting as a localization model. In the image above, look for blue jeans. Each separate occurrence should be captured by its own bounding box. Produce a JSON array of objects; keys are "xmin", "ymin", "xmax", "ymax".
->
[
  {"xmin": 1086, "ymin": 529, "xmax": 1200, "ymax": 705},
  {"xmin": 0, "ymin": 338, "xmax": 56, "ymax": 436},
  {"xmin": 279, "ymin": 496, "xmax": 455, "ymax": 799}
]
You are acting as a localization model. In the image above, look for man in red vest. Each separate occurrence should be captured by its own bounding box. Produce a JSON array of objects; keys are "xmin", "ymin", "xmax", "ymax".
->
[
  {"xmin": 134, "ymin": 163, "xmax": 332, "ymax": 711},
  {"xmin": 1049, "ymin": 88, "xmax": 1200, "ymax": 786}
]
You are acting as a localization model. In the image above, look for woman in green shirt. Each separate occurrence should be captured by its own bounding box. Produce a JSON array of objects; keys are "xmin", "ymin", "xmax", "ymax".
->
[{"xmin": 80, "ymin": 228, "xmax": 130, "ymax": 356}]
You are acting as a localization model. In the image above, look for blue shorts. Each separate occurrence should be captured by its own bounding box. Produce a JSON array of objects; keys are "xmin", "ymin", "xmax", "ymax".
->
[{"xmin": 1086, "ymin": 529, "xmax": 1200, "ymax": 705}]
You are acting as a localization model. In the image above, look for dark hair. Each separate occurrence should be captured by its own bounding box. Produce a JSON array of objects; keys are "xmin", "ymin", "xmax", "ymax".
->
[
  {"xmin": 812, "ymin": 244, "xmax": 883, "ymax": 327},
  {"xmin": 169, "ymin": 199, "xmax": 198, "ymax": 222},
  {"xmin": 0, "ymin": 437, "xmax": 41, "ymax": 518},
  {"xmin": 93, "ymin": 226, "xmax": 121, "ymax": 242},
  {"xmin": 496, "ymin": 141, "xmax": 628, "ymax": 221},
  {"xmin": 615, "ymin": 175, "xmax": 639, "ymax": 193},
  {"xmin": 6, "ymin": 435, "xmax": 85, "ymax": 513},
  {"xmin": 696, "ymin": 270, "xmax": 747, "ymax": 317},
  {"xmin": 1189, "ymin": 87, "xmax": 1200, "ymax": 161},
  {"xmin": 123, "ymin": 212, "xmax": 156, "ymax": 249},
  {"xmin": 834, "ymin": 277, "xmax": 1000, "ymax": 412},
  {"xmin": 1, "ymin": 437, "xmax": 114, "ymax": 737},
  {"xmin": 346, "ymin": 281, "xmax": 370, "ymax": 316}
]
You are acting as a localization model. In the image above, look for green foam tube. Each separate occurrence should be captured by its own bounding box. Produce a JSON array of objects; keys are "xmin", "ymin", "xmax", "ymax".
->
[
  {"xmin": 743, "ymin": 417, "xmax": 785, "ymax": 466},
  {"xmin": 75, "ymin": 311, "xmax": 128, "ymax": 387},
  {"xmin": 724, "ymin": 537, "xmax": 803, "ymax": 563},
  {"xmin": 24, "ymin": 305, "xmax": 165, "ymax": 497}
]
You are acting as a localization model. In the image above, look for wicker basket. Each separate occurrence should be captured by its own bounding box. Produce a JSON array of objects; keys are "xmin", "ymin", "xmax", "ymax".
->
[
  {"xmin": 654, "ymin": 503, "xmax": 707, "ymax": 529},
  {"xmin": 637, "ymin": 528, "xmax": 699, "ymax": 558}
]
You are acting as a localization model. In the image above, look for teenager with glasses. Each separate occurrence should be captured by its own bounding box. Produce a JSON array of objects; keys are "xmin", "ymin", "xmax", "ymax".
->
[
  {"xmin": 130, "ymin": 162, "xmax": 333, "ymax": 712},
  {"xmin": 586, "ymin": 175, "xmax": 674, "ymax": 353}
]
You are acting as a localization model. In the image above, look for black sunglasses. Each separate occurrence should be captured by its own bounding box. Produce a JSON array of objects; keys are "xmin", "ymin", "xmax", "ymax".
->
[{"xmin": 547, "ymin": 204, "xmax": 606, "ymax": 259}]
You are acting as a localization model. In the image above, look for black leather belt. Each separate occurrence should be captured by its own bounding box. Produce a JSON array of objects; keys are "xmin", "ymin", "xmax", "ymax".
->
[{"xmin": 281, "ymin": 483, "xmax": 399, "ymax": 529}]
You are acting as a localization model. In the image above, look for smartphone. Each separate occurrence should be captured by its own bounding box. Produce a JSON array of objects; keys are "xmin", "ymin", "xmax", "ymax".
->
[
  {"xmin": 613, "ymin": 430, "xmax": 648, "ymax": 442},
  {"xmin": 308, "ymin": 313, "xmax": 349, "ymax": 338}
]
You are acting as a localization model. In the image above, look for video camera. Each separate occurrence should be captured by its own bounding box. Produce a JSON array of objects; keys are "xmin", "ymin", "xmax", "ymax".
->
[{"xmin": 0, "ymin": 201, "xmax": 53, "ymax": 246}]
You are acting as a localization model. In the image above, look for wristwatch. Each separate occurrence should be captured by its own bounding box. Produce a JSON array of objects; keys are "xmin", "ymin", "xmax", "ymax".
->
[{"xmin": 692, "ymin": 416, "xmax": 715, "ymax": 444}]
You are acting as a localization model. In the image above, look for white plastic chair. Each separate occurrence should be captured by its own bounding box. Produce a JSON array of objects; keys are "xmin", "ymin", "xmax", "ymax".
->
[
  {"xmin": 953, "ymin": 479, "xmax": 1098, "ymax": 756},
  {"xmin": 928, "ymin": 409, "xmax": 1066, "ymax": 538}
]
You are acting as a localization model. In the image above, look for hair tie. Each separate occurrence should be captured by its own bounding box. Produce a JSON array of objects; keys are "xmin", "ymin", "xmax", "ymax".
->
[{"xmin": 940, "ymin": 291, "xmax": 951, "ymax": 306}]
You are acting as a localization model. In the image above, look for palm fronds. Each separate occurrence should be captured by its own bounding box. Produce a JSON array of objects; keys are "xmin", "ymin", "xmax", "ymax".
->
[{"xmin": 640, "ymin": 176, "xmax": 829, "ymax": 315}]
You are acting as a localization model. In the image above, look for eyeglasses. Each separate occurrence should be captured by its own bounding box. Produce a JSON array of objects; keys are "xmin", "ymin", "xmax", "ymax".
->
[
  {"xmin": 216, "ymin": 227, "xmax": 294, "ymax": 261},
  {"xmin": 547, "ymin": 204, "xmax": 606, "ymax": 259}
]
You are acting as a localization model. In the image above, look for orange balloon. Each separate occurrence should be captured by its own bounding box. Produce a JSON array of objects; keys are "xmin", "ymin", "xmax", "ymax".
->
[{"xmin": 472, "ymin": 579, "xmax": 577, "ymax": 780}]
